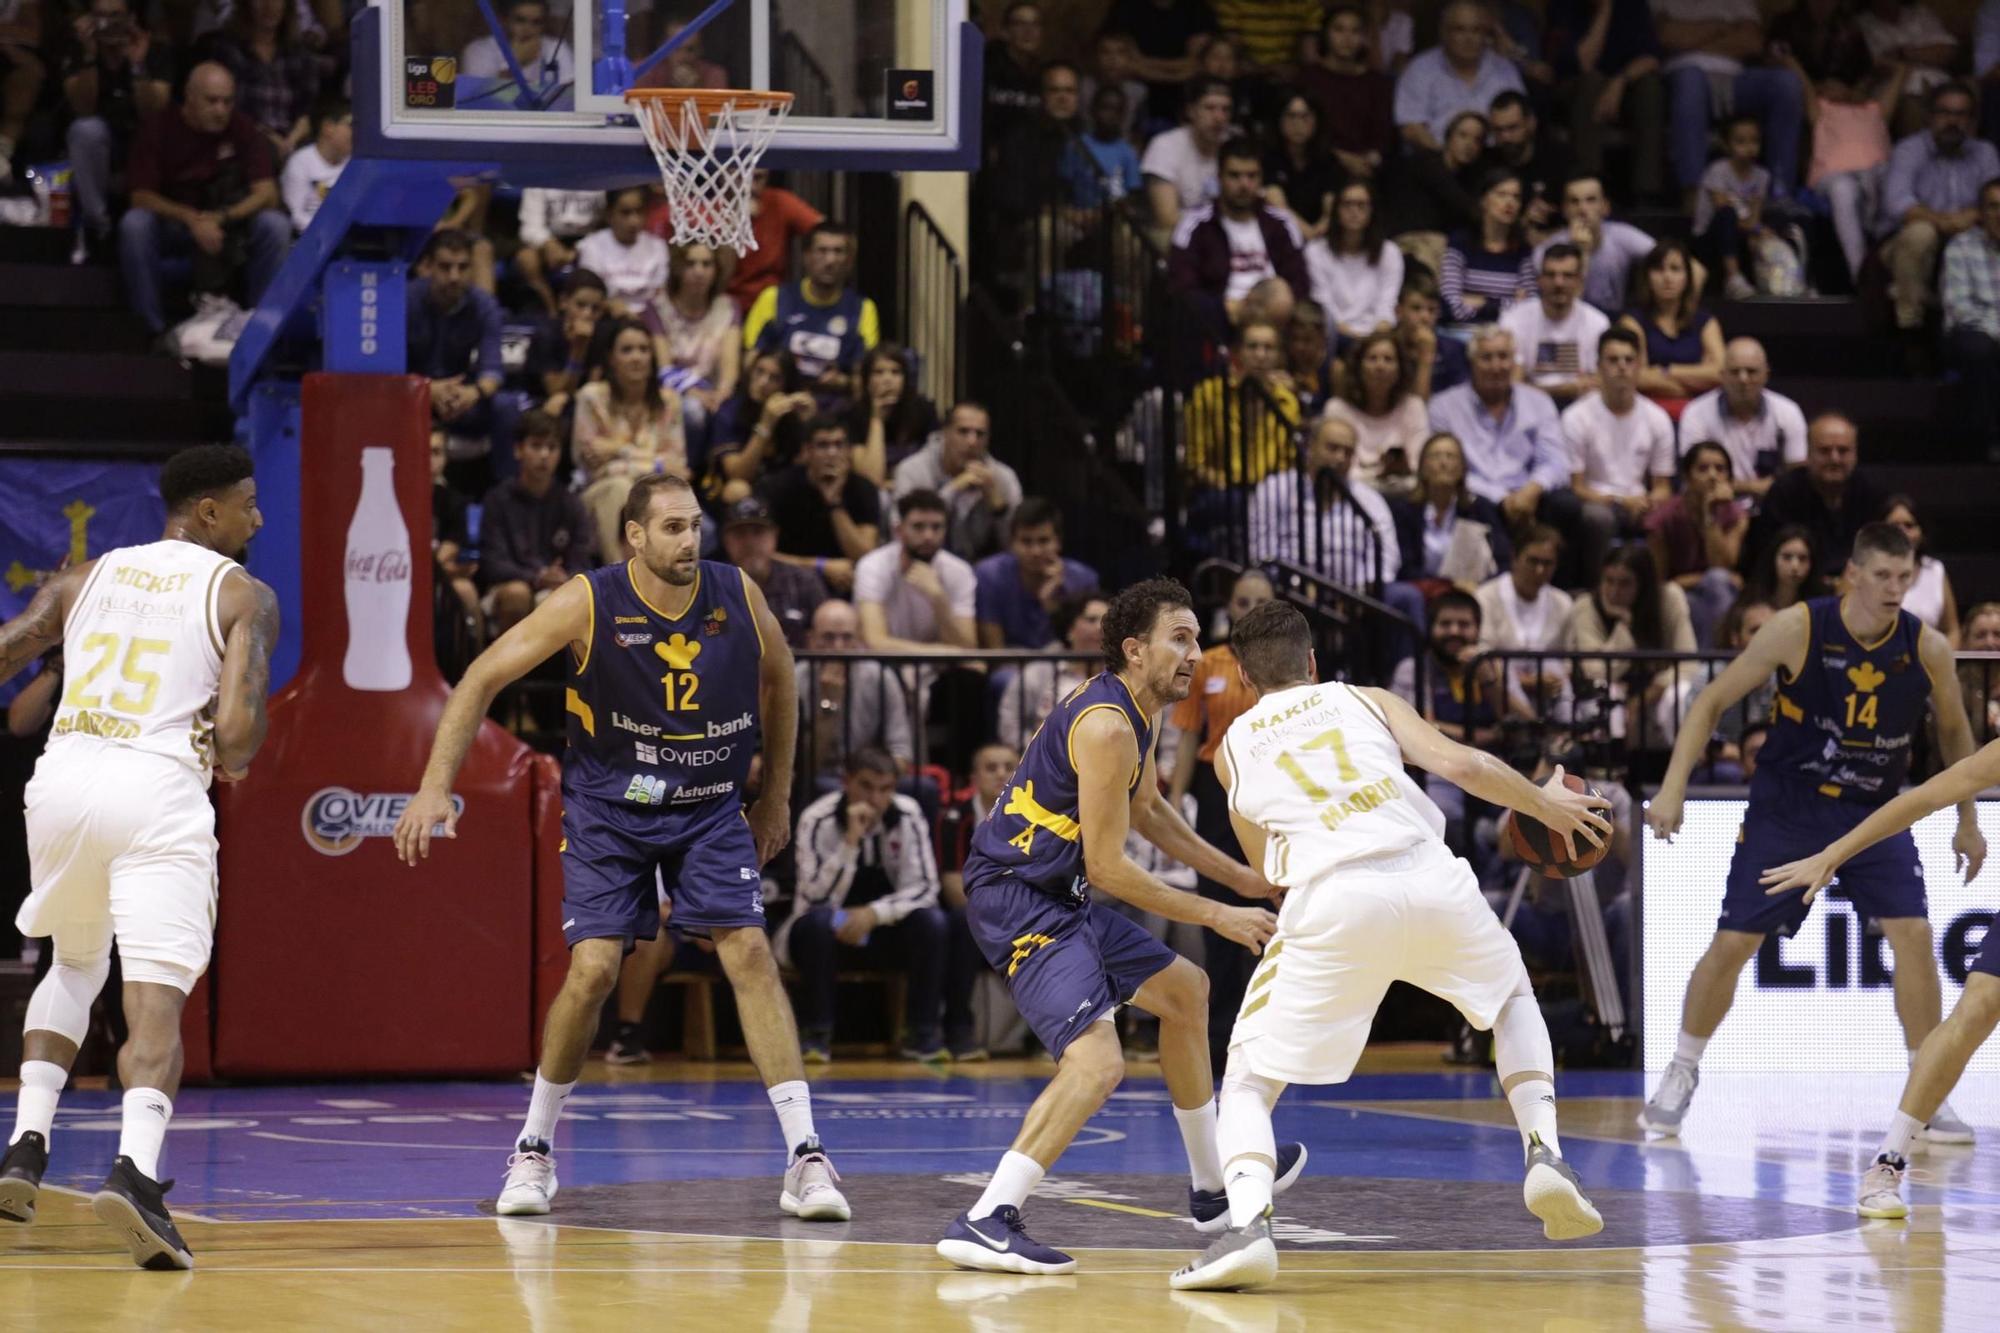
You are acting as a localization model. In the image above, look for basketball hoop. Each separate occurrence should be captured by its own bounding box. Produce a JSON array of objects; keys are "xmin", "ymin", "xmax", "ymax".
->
[{"xmin": 625, "ymin": 88, "xmax": 795, "ymax": 253}]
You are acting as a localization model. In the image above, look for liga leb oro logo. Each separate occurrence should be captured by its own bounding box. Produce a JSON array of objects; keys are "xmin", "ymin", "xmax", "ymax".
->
[{"xmin": 302, "ymin": 787, "xmax": 464, "ymax": 856}]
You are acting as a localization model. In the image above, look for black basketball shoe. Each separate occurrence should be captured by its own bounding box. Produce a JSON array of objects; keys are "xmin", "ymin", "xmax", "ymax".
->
[
  {"xmin": 0, "ymin": 1131, "xmax": 48, "ymax": 1223},
  {"xmin": 91, "ymin": 1156, "xmax": 194, "ymax": 1270}
]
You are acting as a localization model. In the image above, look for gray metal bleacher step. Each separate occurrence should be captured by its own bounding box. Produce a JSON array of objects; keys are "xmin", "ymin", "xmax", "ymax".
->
[
  {"xmin": 1724, "ymin": 298, "xmax": 1887, "ymax": 379},
  {"xmin": 0, "ymin": 225, "xmax": 74, "ymax": 265},
  {"xmin": 0, "ymin": 305, "xmax": 152, "ymax": 353},
  {"xmin": 1780, "ymin": 377, "xmax": 1977, "ymax": 462}
]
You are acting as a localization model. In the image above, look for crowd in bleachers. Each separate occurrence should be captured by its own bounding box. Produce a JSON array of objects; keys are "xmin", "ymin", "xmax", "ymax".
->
[{"xmin": 13, "ymin": 0, "xmax": 2000, "ymax": 1061}]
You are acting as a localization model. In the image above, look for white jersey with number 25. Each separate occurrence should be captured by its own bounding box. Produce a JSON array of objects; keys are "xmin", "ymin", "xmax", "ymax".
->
[
  {"xmin": 1220, "ymin": 681, "xmax": 1446, "ymax": 888},
  {"xmin": 46, "ymin": 540, "xmax": 239, "ymax": 783}
]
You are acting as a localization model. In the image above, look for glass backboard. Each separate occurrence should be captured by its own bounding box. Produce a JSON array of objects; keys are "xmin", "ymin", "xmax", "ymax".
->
[{"xmin": 359, "ymin": 0, "xmax": 978, "ymax": 176}]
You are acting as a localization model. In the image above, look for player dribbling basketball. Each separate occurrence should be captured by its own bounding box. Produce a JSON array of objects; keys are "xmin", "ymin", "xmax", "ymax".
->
[{"xmin": 1174, "ymin": 601, "xmax": 1608, "ymax": 1292}]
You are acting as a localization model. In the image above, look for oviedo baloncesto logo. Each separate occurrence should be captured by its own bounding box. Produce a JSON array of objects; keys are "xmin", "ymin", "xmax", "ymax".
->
[{"xmin": 302, "ymin": 787, "xmax": 465, "ymax": 856}]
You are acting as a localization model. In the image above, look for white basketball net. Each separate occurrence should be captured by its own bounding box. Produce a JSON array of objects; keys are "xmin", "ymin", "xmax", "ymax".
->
[{"xmin": 627, "ymin": 90, "xmax": 795, "ymax": 253}]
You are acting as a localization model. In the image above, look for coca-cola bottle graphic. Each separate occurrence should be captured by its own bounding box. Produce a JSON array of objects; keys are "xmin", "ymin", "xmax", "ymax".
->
[{"xmin": 342, "ymin": 445, "xmax": 414, "ymax": 691}]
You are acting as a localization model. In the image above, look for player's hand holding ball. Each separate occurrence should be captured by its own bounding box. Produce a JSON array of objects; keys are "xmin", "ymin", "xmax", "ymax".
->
[
  {"xmin": 1509, "ymin": 766, "xmax": 1614, "ymax": 877},
  {"xmin": 393, "ymin": 787, "xmax": 460, "ymax": 865},
  {"xmin": 1212, "ymin": 903, "xmax": 1278, "ymax": 954}
]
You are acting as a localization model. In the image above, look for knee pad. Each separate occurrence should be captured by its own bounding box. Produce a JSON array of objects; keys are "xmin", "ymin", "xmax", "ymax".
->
[
  {"xmin": 26, "ymin": 941, "xmax": 114, "ymax": 1045},
  {"xmin": 118, "ymin": 955, "xmax": 203, "ymax": 996}
]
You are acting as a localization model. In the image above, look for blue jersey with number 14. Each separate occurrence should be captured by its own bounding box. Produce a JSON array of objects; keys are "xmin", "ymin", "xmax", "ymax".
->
[
  {"xmin": 1754, "ymin": 595, "xmax": 1928, "ymax": 807},
  {"xmin": 563, "ymin": 559, "xmax": 764, "ymax": 809}
]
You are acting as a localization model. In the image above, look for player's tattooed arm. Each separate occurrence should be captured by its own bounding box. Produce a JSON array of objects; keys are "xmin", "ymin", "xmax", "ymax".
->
[
  {"xmin": 214, "ymin": 570, "xmax": 281, "ymax": 774},
  {"xmin": 0, "ymin": 563, "xmax": 83, "ymax": 684},
  {"xmin": 746, "ymin": 573, "xmax": 796, "ymax": 865}
]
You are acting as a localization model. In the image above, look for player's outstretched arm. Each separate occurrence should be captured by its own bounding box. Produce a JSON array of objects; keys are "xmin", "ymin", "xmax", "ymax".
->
[
  {"xmin": 1648, "ymin": 602, "xmax": 1809, "ymax": 840},
  {"xmin": 393, "ymin": 575, "xmax": 590, "ymax": 864},
  {"xmin": 744, "ymin": 572, "xmax": 796, "ymax": 865},
  {"xmin": 1763, "ymin": 736, "xmax": 2000, "ymax": 904},
  {"xmin": 1134, "ymin": 734, "xmax": 1278, "ymax": 901},
  {"xmin": 1364, "ymin": 686, "xmax": 1611, "ymax": 860},
  {"xmin": 0, "ymin": 563, "xmax": 86, "ymax": 685},
  {"xmin": 1919, "ymin": 623, "xmax": 1989, "ymax": 882},
  {"xmin": 213, "ymin": 569, "xmax": 280, "ymax": 777},
  {"xmin": 1076, "ymin": 709, "xmax": 1275, "ymax": 954}
]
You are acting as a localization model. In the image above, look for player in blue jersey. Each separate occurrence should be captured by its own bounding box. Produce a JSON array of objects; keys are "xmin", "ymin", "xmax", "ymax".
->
[
  {"xmin": 393, "ymin": 474, "xmax": 851, "ymax": 1223},
  {"xmin": 1763, "ymin": 736, "xmax": 2000, "ymax": 1216},
  {"xmin": 1642, "ymin": 515, "xmax": 1987, "ymax": 1138},
  {"xmin": 936, "ymin": 578, "xmax": 1298, "ymax": 1276}
]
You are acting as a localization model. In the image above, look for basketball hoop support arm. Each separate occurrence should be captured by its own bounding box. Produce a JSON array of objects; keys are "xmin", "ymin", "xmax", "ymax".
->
[{"xmin": 469, "ymin": 0, "xmax": 545, "ymax": 109}]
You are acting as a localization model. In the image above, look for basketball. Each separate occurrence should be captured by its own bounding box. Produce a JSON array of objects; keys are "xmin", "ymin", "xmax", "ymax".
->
[{"xmin": 1507, "ymin": 773, "xmax": 1611, "ymax": 879}]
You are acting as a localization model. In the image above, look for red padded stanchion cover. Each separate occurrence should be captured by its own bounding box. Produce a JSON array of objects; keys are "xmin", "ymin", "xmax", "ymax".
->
[{"xmin": 210, "ymin": 373, "xmax": 536, "ymax": 1076}]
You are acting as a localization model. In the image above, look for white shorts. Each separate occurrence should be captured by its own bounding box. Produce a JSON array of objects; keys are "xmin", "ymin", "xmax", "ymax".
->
[
  {"xmin": 18, "ymin": 743, "xmax": 218, "ymax": 992},
  {"xmin": 1229, "ymin": 839, "xmax": 1527, "ymax": 1086}
]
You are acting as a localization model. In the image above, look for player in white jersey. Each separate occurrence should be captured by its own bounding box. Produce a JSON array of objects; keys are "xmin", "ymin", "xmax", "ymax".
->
[
  {"xmin": 0, "ymin": 446, "xmax": 277, "ymax": 1271},
  {"xmin": 1171, "ymin": 601, "xmax": 1611, "ymax": 1292}
]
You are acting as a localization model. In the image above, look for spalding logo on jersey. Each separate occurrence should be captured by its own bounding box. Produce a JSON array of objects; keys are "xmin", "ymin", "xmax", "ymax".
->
[{"xmin": 303, "ymin": 787, "xmax": 465, "ymax": 856}]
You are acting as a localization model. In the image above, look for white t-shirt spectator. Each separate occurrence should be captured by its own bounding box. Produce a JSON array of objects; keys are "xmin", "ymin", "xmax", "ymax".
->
[
  {"xmin": 1652, "ymin": 0, "xmax": 1763, "ymax": 77},
  {"xmin": 1307, "ymin": 240, "xmax": 1405, "ymax": 334},
  {"xmin": 574, "ymin": 228, "xmax": 671, "ymax": 310},
  {"xmin": 1561, "ymin": 391, "xmax": 1677, "ymax": 498},
  {"xmin": 1476, "ymin": 575, "xmax": 1573, "ymax": 652},
  {"xmin": 518, "ymin": 188, "xmax": 605, "ymax": 246},
  {"xmin": 1140, "ymin": 126, "xmax": 1219, "ymax": 212},
  {"xmin": 280, "ymin": 143, "xmax": 345, "ymax": 234},
  {"xmin": 1676, "ymin": 387, "xmax": 1809, "ymax": 484},
  {"xmin": 1499, "ymin": 300, "xmax": 1611, "ymax": 389},
  {"xmin": 1221, "ymin": 216, "xmax": 1274, "ymax": 301},
  {"xmin": 851, "ymin": 544, "xmax": 978, "ymax": 644},
  {"xmin": 460, "ymin": 34, "xmax": 576, "ymax": 88}
]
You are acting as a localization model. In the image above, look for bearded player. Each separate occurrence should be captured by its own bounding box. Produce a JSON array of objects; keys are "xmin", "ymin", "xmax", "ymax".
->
[
  {"xmin": 937, "ymin": 578, "xmax": 1300, "ymax": 1276},
  {"xmin": 394, "ymin": 474, "xmax": 849, "ymax": 1223},
  {"xmin": 1173, "ymin": 600, "xmax": 1608, "ymax": 1292},
  {"xmin": 0, "ymin": 445, "xmax": 278, "ymax": 1270}
]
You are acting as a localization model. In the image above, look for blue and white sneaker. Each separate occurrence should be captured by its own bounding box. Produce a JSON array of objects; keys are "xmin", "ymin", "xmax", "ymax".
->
[
  {"xmin": 1191, "ymin": 1141, "xmax": 1308, "ymax": 1233},
  {"xmin": 936, "ymin": 1205, "xmax": 1078, "ymax": 1274}
]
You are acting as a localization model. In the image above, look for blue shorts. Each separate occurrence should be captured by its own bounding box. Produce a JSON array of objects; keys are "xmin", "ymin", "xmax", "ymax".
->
[
  {"xmin": 1720, "ymin": 782, "xmax": 1925, "ymax": 938},
  {"xmin": 963, "ymin": 865, "xmax": 1180, "ymax": 1059},
  {"xmin": 560, "ymin": 790, "xmax": 765, "ymax": 949}
]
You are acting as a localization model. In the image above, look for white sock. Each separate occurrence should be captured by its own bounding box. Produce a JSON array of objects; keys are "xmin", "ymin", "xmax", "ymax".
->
[
  {"xmin": 1674, "ymin": 1031, "xmax": 1708, "ymax": 1068},
  {"xmin": 517, "ymin": 1073, "xmax": 575, "ymax": 1151},
  {"xmin": 768, "ymin": 1080, "xmax": 816, "ymax": 1156},
  {"xmin": 1224, "ymin": 1156, "xmax": 1275, "ymax": 1228},
  {"xmin": 118, "ymin": 1088, "xmax": 172, "ymax": 1180},
  {"xmin": 10, "ymin": 1060, "xmax": 65, "ymax": 1145},
  {"xmin": 1173, "ymin": 1099, "xmax": 1226, "ymax": 1192},
  {"xmin": 1507, "ymin": 1077, "xmax": 1561, "ymax": 1157},
  {"xmin": 971, "ymin": 1150, "xmax": 1045, "ymax": 1219},
  {"xmin": 1879, "ymin": 1109, "xmax": 1922, "ymax": 1160}
]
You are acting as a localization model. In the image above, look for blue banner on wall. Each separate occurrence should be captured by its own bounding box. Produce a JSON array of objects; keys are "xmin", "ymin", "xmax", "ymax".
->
[{"xmin": 0, "ymin": 458, "xmax": 166, "ymax": 706}]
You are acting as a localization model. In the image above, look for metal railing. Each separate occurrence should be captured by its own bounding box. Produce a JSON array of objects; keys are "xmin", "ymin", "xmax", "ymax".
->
[{"xmin": 901, "ymin": 201, "xmax": 964, "ymax": 403}]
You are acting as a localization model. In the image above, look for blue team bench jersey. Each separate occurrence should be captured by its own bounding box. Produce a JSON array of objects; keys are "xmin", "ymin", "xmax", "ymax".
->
[{"xmin": 564, "ymin": 559, "xmax": 764, "ymax": 808}]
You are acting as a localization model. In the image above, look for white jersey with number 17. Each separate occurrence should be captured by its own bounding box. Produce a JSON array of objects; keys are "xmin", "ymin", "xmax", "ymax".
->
[
  {"xmin": 46, "ymin": 539, "xmax": 239, "ymax": 784},
  {"xmin": 1220, "ymin": 682, "xmax": 1446, "ymax": 889}
]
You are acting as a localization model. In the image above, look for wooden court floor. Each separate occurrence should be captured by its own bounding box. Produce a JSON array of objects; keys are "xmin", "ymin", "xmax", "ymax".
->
[{"xmin": 3, "ymin": 1051, "xmax": 1997, "ymax": 1332}]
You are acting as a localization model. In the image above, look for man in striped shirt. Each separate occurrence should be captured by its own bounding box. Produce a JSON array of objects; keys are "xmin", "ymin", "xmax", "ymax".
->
[{"xmin": 778, "ymin": 748, "xmax": 952, "ymax": 1062}]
